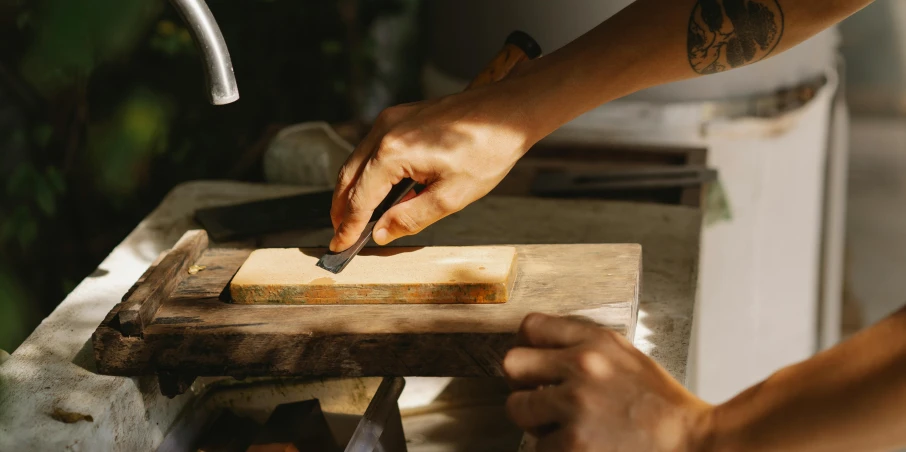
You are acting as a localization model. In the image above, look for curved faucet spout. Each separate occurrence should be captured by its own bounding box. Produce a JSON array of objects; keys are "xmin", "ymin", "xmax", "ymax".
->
[{"xmin": 169, "ymin": 0, "xmax": 239, "ymax": 105}]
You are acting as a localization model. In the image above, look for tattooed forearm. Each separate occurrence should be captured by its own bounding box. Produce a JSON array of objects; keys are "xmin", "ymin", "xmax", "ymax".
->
[{"xmin": 687, "ymin": 0, "xmax": 784, "ymax": 74}]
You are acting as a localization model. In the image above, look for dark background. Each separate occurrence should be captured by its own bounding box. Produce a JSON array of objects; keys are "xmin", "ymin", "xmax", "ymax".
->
[{"xmin": 0, "ymin": 0, "xmax": 425, "ymax": 352}]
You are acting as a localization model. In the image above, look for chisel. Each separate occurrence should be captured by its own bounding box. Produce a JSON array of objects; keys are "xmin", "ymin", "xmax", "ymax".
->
[{"xmin": 317, "ymin": 30, "xmax": 542, "ymax": 274}]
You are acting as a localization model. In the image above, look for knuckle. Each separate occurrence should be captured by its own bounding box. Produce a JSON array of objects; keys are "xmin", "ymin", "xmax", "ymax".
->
[
  {"xmin": 346, "ymin": 187, "xmax": 368, "ymax": 214},
  {"xmin": 335, "ymin": 220, "xmax": 356, "ymax": 237},
  {"xmin": 519, "ymin": 313, "xmax": 547, "ymax": 341},
  {"xmin": 600, "ymin": 326, "xmax": 621, "ymax": 341},
  {"xmin": 433, "ymin": 194, "xmax": 461, "ymax": 215},
  {"xmin": 596, "ymin": 327, "xmax": 632, "ymax": 351},
  {"xmin": 335, "ymin": 164, "xmax": 353, "ymax": 186},
  {"xmin": 573, "ymin": 349, "xmax": 608, "ymax": 377},
  {"xmin": 432, "ymin": 155, "xmax": 455, "ymax": 173},
  {"xmin": 393, "ymin": 210, "xmax": 421, "ymax": 234},
  {"xmin": 376, "ymin": 132, "xmax": 404, "ymax": 158},
  {"xmin": 522, "ymin": 312, "xmax": 547, "ymax": 329},
  {"xmin": 375, "ymin": 108, "xmax": 398, "ymax": 127}
]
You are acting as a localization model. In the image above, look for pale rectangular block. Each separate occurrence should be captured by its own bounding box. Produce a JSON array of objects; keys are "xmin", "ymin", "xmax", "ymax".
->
[{"xmin": 229, "ymin": 246, "xmax": 518, "ymax": 304}]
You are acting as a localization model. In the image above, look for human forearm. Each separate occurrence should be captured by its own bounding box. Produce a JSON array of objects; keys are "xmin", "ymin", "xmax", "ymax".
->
[
  {"xmin": 707, "ymin": 306, "xmax": 906, "ymax": 452},
  {"xmin": 510, "ymin": 0, "xmax": 874, "ymax": 143},
  {"xmin": 326, "ymin": 0, "xmax": 875, "ymax": 252}
]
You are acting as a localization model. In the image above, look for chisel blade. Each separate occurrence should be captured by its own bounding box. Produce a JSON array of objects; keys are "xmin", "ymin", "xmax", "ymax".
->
[
  {"xmin": 316, "ymin": 221, "xmax": 377, "ymax": 274},
  {"xmin": 316, "ymin": 179, "xmax": 418, "ymax": 274}
]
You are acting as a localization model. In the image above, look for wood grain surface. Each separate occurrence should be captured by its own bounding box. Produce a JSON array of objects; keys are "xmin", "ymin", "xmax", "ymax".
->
[{"xmin": 229, "ymin": 246, "xmax": 518, "ymax": 305}]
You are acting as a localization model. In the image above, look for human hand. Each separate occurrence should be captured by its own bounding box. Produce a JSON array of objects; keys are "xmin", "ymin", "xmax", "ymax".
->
[
  {"xmin": 328, "ymin": 81, "xmax": 539, "ymax": 252},
  {"xmin": 504, "ymin": 313, "xmax": 714, "ymax": 452}
]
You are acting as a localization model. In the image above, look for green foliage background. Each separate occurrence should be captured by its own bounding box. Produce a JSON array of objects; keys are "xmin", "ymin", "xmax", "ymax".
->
[{"xmin": 0, "ymin": 0, "xmax": 422, "ymax": 352}]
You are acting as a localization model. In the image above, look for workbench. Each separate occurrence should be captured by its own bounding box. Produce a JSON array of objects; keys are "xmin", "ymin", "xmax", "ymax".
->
[{"xmin": 0, "ymin": 180, "xmax": 701, "ymax": 451}]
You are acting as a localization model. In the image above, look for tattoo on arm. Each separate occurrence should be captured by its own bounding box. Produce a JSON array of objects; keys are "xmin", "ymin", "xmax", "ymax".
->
[{"xmin": 687, "ymin": 0, "xmax": 784, "ymax": 74}]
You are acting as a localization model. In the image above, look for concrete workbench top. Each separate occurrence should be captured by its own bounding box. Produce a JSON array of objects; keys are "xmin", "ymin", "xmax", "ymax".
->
[{"xmin": 0, "ymin": 180, "xmax": 701, "ymax": 451}]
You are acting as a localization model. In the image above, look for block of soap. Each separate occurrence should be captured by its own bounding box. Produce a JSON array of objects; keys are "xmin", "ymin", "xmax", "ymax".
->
[{"xmin": 229, "ymin": 246, "xmax": 518, "ymax": 305}]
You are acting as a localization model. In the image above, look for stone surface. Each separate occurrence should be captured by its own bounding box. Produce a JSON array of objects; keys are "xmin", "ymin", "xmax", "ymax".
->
[
  {"xmin": 0, "ymin": 180, "xmax": 701, "ymax": 451},
  {"xmin": 230, "ymin": 246, "xmax": 519, "ymax": 304}
]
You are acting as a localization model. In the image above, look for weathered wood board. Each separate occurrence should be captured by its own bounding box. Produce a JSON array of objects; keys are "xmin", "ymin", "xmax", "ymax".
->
[
  {"xmin": 229, "ymin": 246, "xmax": 519, "ymax": 305},
  {"xmin": 116, "ymin": 230, "xmax": 208, "ymax": 336},
  {"xmin": 92, "ymin": 230, "xmax": 641, "ymax": 383}
]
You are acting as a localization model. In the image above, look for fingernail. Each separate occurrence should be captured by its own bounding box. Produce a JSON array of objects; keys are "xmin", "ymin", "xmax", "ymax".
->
[
  {"xmin": 373, "ymin": 228, "xmax": 389, "ymax": 245},
  {"xmin": 329, "ymin": 236, "xmax": 338, "ymax": 252}
]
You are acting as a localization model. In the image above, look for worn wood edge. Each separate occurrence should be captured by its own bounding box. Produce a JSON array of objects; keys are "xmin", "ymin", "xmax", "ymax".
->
[
  {"xmin": 174, "ymin": 247, "xmax": 254, "ymax": 302},
  {"xmin": 93, "ymin": 246, "xmax": 250, "ymax": 374},
  {"xmin": 121, "ymin": 249, "xmax": 170, "ymax": 302},
  {"xmin": 229, "ymin": 246, "xmax": 519, "ymax": 305},
  {"xmin": 117, "ymin": 229, "xmax": 210, "ymax": 336},
  {"xmin": 93, "ymin": 322, "xmax": 630, "ymax": 378},
  {"xmin": 627, "ymin": 246, "xmax": 642, "ymax": 343},
  {"xmin": 92, "ymin": 305, "xmax": 153, "ymax": 375},
  {"xmin": 504, "ymin": 250, "xmax": 518, "ymax": 303},
  {"xmin": 92, "ymin": 250, "xmax": 169, "ymax": 374},
  {"xmin": 230, "ymin": 283, "xmax": 515, "ymax": 305}
]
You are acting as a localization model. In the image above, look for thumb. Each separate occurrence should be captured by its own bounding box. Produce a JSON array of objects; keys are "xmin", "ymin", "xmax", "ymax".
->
[{"xmin": 372, "ymin": 188, "xmax": 457, "ymax": 245}]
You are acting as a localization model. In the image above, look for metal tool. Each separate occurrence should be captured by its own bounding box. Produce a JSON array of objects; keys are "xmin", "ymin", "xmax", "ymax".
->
[
  {"xmin": 316, "ymin": 30, "xmax": 543, "ymax": 274},
  {"xmin": 316, "ymin": 180, "xmax": 421, "ymax": 273},
  {"xmin": 169, "ymin": 0, "xmax": 240, "ymax": 105}
]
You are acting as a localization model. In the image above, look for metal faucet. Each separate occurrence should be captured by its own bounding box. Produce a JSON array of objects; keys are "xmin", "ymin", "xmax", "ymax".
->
[{"xmin": 169, "ymin": 0, "xmax": 239, "ymax": 105}]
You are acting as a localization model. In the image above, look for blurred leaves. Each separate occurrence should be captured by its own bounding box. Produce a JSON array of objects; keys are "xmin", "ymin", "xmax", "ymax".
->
[
  {"xmin": 0, "ymin": 205, "xmax": 37, "ymax": 249},
  {"xmin": 87, "ymin": 87, "xmax": 174, "ymax": 201},
  {"xmin": 18, "ymin": 0, "xmax": 163, "ymax": 96},
  {"xmin": 320, "ymin": 40, "xmax": 344, "ymax": 56},
  {"xmin": 0, "ymin": 265, "xmax": 32, "ymax": 354},
  {"xmin": 2, "ymin": 163, "xmax": 66, "ymax": 248},
  {"xmin": 149, "ymin": 20, "xmax": 195, "ymax": 57}
]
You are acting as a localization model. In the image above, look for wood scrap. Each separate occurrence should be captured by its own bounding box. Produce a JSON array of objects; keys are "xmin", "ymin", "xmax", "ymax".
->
[
  {"xmin": 229, "ymin": 246, "xmax": 518, "ymax": 305},
  {"xmin": 116, "ymin": 230, "xmax": 208, "ymax": 336}
]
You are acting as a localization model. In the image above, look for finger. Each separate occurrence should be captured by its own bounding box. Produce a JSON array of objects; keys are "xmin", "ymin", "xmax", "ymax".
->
[
  {"xmin": 506, "ymin": 386, "xmax": 572, "ymax": 431},
  {"xmin": 332, "ymin": 153, "xmax": 404, "ymax": 252},
  {"xmin": 330, "ymin": 126, "xmax": 383, "ymax": 231},
  {"xmin": 371, "ymin": 186, "xmax": 456, "ymax": 246},
  {"xmin": 503, "ymin": 347, "xmax": 568, "ymax": 390},
  {"xmin": 518, "ymin": 313, "xmax": 599, "ymax": 349}
]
